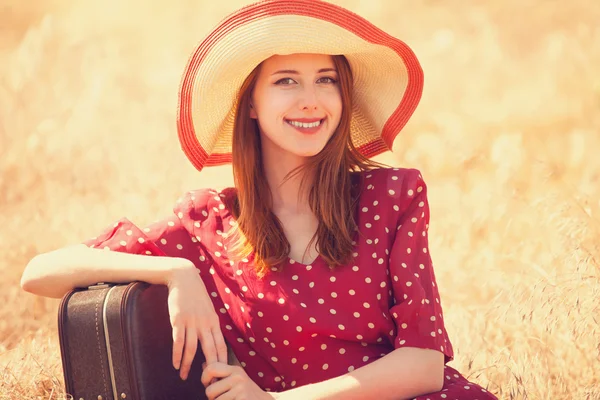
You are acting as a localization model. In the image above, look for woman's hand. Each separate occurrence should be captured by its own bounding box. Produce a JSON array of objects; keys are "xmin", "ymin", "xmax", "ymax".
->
[
  {"xmin": 166, "ymin": 264, "xmax": 228, "ymax": 380},
  {"xmin": 202, "ymin": 362, "xmax": 279, "ymax": 400}
]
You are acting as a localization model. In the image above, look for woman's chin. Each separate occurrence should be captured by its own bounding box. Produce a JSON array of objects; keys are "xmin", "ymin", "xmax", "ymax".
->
[
  {"xmin": 261, "ymin": 133, "xmax": 330, "ymax": 160},
  {"xmin": 294, "ymin": 147, "xmax": 327, "ymax": 158},
  {"xmin": 289, "ymin": 140, "xmax": 331, "ymax": 158}
]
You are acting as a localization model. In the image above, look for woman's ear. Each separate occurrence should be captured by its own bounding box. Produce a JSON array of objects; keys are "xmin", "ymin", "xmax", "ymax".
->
[{"xmin": 249, "ymin": 102, "xmax": 257, "ymax": 119}]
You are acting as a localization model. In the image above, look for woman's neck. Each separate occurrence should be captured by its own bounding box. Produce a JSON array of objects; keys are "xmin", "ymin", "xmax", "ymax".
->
[{"xmin": 262, "ymin": 153, "xmax": 314, "ymax": 215}]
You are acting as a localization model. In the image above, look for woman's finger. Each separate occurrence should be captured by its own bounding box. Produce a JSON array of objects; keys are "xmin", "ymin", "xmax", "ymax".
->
[
  {"xmin": 171, "ymin": 322, "xmax": 184, "ymax": 370},
  {"xmin": 201, "ymin": 362, "xmax": 232, "ymax": 388},
  {"xmin": 205, "ymin": 376, "xmax": 234, "ymax": 400},
  {"xmin": 179, "ymin": 325, "xmax": 198, "ymax": 380},
  {"xmin": 211, "ymin": 326, "xmax": 229, "ymax": 364},
  {"xmin": 213, "ymin": 391, "xmax": 235, "ymax": 400},
  {"xmin": 198, "ymin": 327, "xmax": 219, "ymax": 366}
]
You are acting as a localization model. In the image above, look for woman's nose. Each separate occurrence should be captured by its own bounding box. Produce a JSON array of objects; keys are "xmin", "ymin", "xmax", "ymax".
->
[{"xmin": 297, "ymin": 87, "xmax": 319, "ymax": 111}]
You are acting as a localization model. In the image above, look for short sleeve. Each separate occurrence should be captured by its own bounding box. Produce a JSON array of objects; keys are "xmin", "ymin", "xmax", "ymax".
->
[
  {"xmin": 82, "ymin": 191, "xmax": 210, "ymax": 270},
  {"xmin": 387, "ymin": 170, "xmax": 454, "ymax": 363}
]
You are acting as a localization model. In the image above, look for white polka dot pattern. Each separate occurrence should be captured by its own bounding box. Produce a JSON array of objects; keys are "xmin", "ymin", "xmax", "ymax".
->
[
  {"xmin": 386, "ymin": 171, "xmax": 451, "ymax": 361},
  {"xmin": 81, "ymin": 169, "xmax": 496, "ymax": 399}
]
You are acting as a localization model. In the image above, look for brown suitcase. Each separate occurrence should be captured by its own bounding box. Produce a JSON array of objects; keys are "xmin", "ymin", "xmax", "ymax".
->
[{"xmin": 58, "ymin": 281, "xmax": 216, "ymax": 400}]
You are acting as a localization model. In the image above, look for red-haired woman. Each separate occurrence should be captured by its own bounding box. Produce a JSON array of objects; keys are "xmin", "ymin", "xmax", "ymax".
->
[{"xmin": 21, "ymin": 1, "xmax": 497, "ymax": 399}]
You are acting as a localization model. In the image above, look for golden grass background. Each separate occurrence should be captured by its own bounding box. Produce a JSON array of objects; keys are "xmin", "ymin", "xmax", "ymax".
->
[{"xmin": 1, "ymin": 0, "xmax": 599, "ymax": 398}]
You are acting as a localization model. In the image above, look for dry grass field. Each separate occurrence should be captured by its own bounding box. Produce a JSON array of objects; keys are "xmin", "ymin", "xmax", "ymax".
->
[{"xmin": 1, "ymin": 0, "xmax": 599, "ymax": 398}]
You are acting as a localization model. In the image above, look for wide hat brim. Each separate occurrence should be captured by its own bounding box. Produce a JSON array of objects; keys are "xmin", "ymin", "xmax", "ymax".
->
[{"xmin": 177, "ymin": 0, "xmax": 423, "ymax": 172}]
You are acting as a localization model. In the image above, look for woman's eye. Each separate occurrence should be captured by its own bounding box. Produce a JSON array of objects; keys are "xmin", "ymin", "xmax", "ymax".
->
[
  {"xmin": 275, "ymin": 78, "xmax": 296, "ymax": 85},
  {"xmin": 317, "ymin": 77, "xmax": 337, "ymax": 84}
]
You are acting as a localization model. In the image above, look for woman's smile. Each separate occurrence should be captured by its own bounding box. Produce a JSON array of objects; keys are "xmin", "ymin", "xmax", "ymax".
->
[{"xmin": 285, "ymin": 118, "xmax": 326, "ymax": 135}]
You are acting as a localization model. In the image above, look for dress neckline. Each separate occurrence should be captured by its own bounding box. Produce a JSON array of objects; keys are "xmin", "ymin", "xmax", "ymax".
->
[{"xmin": 287, "ymin": 254, "xmax": 323, "ymax": 269}]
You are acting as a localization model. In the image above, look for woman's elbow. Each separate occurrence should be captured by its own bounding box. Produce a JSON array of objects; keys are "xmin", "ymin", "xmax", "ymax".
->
[
  {"xmin": 428, "ymin": 357, "xmax": 445, "ymax": 393},
  {"xmin": 431, "ymin": 371, "xmax": 444, "ymax": 393},
  {"xmin": 419, "ymin": 351, "xmax": 445, "ymax": 394},
  {"xmin": 21, "ymin": 256, "xmax": 40, "ymax": 291},
  {"xmin": 20, "ymin": 254, "xmax": 61, "ymax": 298}
]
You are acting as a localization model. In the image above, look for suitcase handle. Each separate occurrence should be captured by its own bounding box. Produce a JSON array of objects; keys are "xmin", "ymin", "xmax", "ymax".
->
[{"xmin": 87, "ymin": 282, "xmax": 118, "ymax": 290}]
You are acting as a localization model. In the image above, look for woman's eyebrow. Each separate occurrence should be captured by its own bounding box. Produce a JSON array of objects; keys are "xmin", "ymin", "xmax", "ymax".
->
[{"xmin": 271, "ymin": 68, "xmax": 338, "ymax": 75}]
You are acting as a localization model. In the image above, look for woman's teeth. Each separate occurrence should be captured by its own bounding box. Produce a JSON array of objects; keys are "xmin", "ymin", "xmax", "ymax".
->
[{"xmin": 287, "ymin": 119, "xmax": 322, "ymax": 128}]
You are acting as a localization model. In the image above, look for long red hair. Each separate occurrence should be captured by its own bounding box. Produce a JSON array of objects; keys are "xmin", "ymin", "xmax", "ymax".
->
[{"xmin": 225, "ymin": 55, "xmax": 388, "ymax": 278}]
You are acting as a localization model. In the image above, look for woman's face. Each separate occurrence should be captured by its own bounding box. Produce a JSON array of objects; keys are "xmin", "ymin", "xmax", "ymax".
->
[{"xmin": 250, "ymin": 53, "xmax": 342, "ymax": 160}]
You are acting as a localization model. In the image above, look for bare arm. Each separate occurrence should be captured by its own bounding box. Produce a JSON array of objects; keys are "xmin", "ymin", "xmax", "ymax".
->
[
  {"xmin": 277, "ymin": 347, "xmax": 444, "ymax": 400},
  {"xmin": 20, "ymin": 244, "xmax": 195, "ymax": 299}
]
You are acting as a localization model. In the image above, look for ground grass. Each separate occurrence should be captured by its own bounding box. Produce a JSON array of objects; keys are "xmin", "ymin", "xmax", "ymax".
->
[{"xmin": 1, "ymin": 0, "xmax": 599, "ymax": 398}]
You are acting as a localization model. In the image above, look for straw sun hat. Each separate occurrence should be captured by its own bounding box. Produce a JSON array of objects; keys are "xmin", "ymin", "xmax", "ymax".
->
[{"xmin": 177, "ymin": 0, "xmax": 423, "ymax": 172}]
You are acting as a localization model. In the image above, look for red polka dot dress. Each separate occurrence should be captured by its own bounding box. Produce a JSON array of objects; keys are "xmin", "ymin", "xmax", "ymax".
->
[{"xmin": 84, "ymin": 167, "xmax": 497, "ymax": 399}]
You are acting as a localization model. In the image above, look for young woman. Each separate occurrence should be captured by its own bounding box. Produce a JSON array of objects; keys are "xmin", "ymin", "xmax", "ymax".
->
[{"xmin": 21, "ymin": 1, "xmax": 497, "ymax": 399}]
